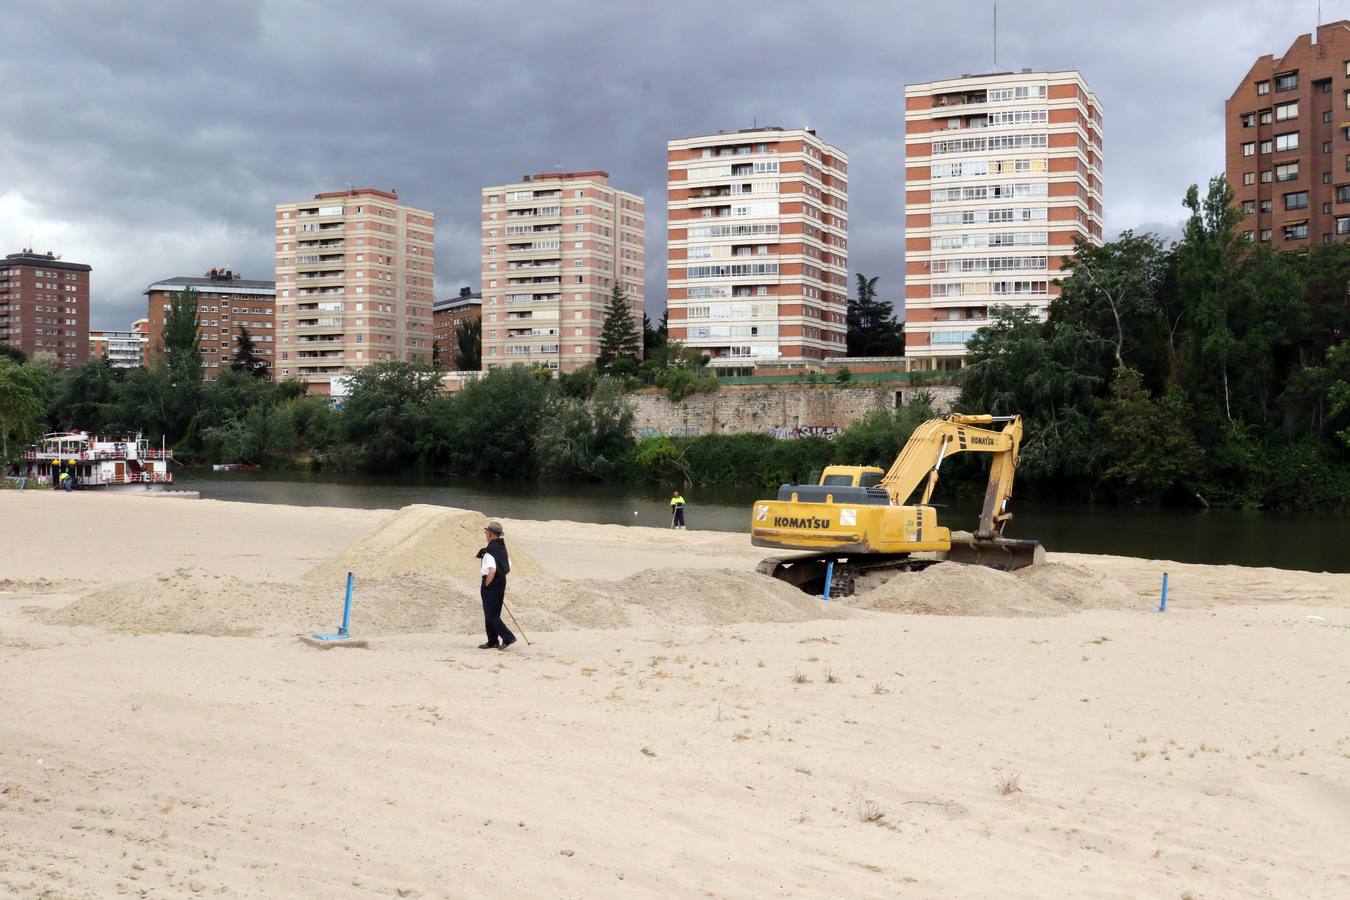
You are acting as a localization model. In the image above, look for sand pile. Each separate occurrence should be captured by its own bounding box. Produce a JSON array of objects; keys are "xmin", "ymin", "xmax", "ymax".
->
[
  {"xmin": 43, "ymin": 565, "xmax": 845, "ymax": 637},
  {"xmin": 44, "ymin": 569, "xmax": 479, "ymax": 638},
  {"xmin": 305, "ymin": 504, "xmax": 547, "ymax": 586},
  {"xmin": 848, "ymin": 561, "xmax": 1143, "ymax": 617},
  {"xmin": 546, "ymin": 569, "xmax": 848, "ymax": 630}
]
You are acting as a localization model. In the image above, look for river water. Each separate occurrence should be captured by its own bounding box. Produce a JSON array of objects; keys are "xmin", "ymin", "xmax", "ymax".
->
[{"xmin": 175, "ymin": 471, "xmax": 1350, "ymax": 574}]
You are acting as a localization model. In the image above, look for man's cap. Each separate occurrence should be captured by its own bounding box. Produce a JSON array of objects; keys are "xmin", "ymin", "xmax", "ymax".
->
[{"xmin": 485, "ymin": 521, "xmax": 504, "ymax": 535}]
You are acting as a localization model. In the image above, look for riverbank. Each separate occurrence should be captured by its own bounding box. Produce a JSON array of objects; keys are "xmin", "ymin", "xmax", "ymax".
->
[{"xmin": 3, "ymin": 492, "xmax": 1348, "ymax": 897}]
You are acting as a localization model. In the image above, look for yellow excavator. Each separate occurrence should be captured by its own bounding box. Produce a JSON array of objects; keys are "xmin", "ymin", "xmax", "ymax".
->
[{"xmin": 751, "ymin": 413, "xmax": 1044, "ymax": 596}]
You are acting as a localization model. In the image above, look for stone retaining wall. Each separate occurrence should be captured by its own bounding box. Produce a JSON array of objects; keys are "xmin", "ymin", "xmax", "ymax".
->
[{"xmin": 631, "ymin": 383, "xmax": 960, "ymax": 438}]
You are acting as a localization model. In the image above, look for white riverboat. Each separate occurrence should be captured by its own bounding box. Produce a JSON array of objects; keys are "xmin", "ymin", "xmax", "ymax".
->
[{"xmin": 17, "ymin": 432, "xmax": 173, "ymax": 490}]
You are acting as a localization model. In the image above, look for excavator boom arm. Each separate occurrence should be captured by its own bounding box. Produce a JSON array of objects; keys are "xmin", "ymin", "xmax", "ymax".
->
[{"xmin": 878, "ymin": 414, "xmax": 1022, "ymax": 539}]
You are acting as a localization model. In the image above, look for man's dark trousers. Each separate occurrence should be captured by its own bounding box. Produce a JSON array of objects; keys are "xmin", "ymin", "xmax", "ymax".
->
[{"xmin": 481, "ymin": 576, "xmax": 516, "ymax": 647}]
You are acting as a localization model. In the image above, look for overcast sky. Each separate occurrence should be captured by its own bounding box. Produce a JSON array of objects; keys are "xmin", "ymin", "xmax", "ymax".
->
[{"xmin": 0, "ymin": 1, "xmax": 1328, "ymax": 330}]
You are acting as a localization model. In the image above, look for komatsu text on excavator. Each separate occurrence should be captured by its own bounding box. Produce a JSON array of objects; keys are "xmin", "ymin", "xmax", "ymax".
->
[{"xmin": 751, "ymin": 413, "xmax": 1044, "ymax": 596}]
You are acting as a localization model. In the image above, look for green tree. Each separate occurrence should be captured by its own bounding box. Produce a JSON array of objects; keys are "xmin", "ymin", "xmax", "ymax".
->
[
  {"xmin": 1053, "ymin": 231, "xmax": 1173, "ymax": 381},
  {"xmin": 1175, "ymin": 177, "xmax": 1246, "ymax": 424},
  {"xmin": 597, "ymin": 283, "xmax": 641, "ymax": 369},
  {"xmin": 846, "ymin": 273, "xmax": 905, "ymax": 357},
  {"xmin": 340, "ymin": 361, "xmax": 443, "ymax": 471},
  {"xmin": 47, "ymin": 359, "xmax": 122, "ymax": 433},
  {"xmin": 230, "ymin": 325, "xmax": 269, "ymax": 378},
  {"xmin": 535, "ymin": 377, "xmax": 636, "ymax": 479},
  {"xmin": 444, "ymin": 366, "xmax": 550, "ymax": 477},
  {"xmin": 454, "ymin": 317, "xmax": 481, "ymax": 371},
  {"xmin": 157, "ymin": 287, "xmax": 204, "ymax": 442},
  {"xmin": 1097, "ymin": 368, "xmax": 1203, "ymax": 501},
  {"xmin": 643, "ymin": 311, "xmax": 666, "ymax": 353},
  {"xmin": 0, "ymin": 358, "xmax": 52, "ymax": 462},
  {"xmin": 0, "ymin": 345, "xmax": 25, "ymax": 364},
  {"xmin": 959, "ymin": 306, "xmax": 1104, "ymax": 484},
  {"xmin": 161, "ymin": 287, "xmax": 202, "ymax": 383}
]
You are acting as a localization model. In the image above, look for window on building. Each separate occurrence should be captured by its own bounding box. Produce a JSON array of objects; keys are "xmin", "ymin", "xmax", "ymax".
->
[
  {"xmin": 1326, "ymin": 172, "xmax": 1334, "ymax": 184},
  {"xmin": 1275, "ymin": 162, "xmax": 1299, "ymax": 182},
  {"xmin": 1275, "ymin": 100, "xmax": 1298, "ymax": 120},
  {"xmin": 1257, "ymin": 80, "xmax": 1270, "ymax": 95},
  {"xmin": 1337, "ymin": 184, "xmax": 1350, "ymax": 203},
  {"xmin": 1284, "ymin": 222, "xmax": 1308, "ymax": 240},
  {"xmin": 1261, "ymin": 170, "xmax": 1273, "ymax": 183},
  {"xmin": 1260, "ymin": 140, "xmax": 1272, "ymax": 154},
  {"xmin": 1326, "ymin": 111, "xmax": 1334, "ymax": 123},
  {"xmin": 1242, "ymin": 172, "xmax": 1255, "ymax": 185},
  {"xmin": 1284, "ymin": 191, "xmax": 1308, "ymax": 210},
  {"xmin": 1274, "ymin": 132, "xmax": 1298, "ymax": 152},
  {"xmin": 1337, "ymin": 216, "xmax": 1350, "ymax": 235},
  {"xmin": 1243, "ymin": 230, "xmax": 1255, "ymax": 240},
  {"xmin": 1260, "ymin": 228, "xmax": 1272, "ymax": 241},
  {"xmin": 1242, "ymin": 142, "xmax": 1255, "ymax": 156},
  {"xmin": 1260, "ymin": 199, "xmax": 1272, "ymax": 213},
  {"xmin": 1326, "ymin": 141, "xmax": 1335, "ymax": 154},
  {"xmin": 1241, "ymin": 112, "xmax": 1255, "ymax": 127},
  {"xmin": 1241, "ymin": 200, "xmax": 1256, "ymax": 213},
  {"xmin": 1275, "ymin": 72, "xmax": 1298, "ymax": 92},
  {"xmin": 1324, "ymin": 202, "xmax": 1333, "ymax": 214}
]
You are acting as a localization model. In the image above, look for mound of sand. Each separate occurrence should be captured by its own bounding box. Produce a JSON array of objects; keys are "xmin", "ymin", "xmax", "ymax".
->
[
  {"xmin": 45, "ymin": 569, "xmax": 479, "ymax": 638},
  {"xmin": 848, "ymin": 561, "xmax": 1143, "ymax": 618},
  {"xmin": 44, "ymin": 565, "xmax": 843, "ymax": 638},
  {"xmin": 549, "ymin": 569, "xmax": 849, "ymax": 630},
  {"xmin": 305, "ymin": 504, "xmax": 547, "ymax": 586}
]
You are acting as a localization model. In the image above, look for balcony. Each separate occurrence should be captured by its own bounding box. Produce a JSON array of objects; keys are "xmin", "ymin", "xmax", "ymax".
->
[{"xmin": 297, "ymin": 270, "xmax": 345, "ymax": 282}]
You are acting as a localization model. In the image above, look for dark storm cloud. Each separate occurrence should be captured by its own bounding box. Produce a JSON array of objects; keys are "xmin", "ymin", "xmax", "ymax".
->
[{"xmin": 0, "ymin": 0, "xmax": 1321, "ymax": 328}]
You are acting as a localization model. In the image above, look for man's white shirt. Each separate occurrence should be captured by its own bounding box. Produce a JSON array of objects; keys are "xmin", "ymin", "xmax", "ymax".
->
[{"xmin": 480, "ymin": 552, "xmax": 496, "ymax": 577}]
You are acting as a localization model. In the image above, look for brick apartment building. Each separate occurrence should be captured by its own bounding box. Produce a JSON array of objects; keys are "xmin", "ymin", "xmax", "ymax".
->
[
  {"xmin": 144, "ymin": 269, "xmax": 276, "ymax": 379},
  {"xmin": 1226, "ymin": 21, "xmax": 1350, "ymax": 248},
  {"xmin": 481, "ymin": 171, "xmax": 644, "ymax": 372},
  {"xmin": 666, "ymin": 127, "xmax": 848, "ymax": 372},
  {"xmin": 433, "ymin": 287, "xmax": 482, "ymax": 368},
  {"xmin": 275, "ymin": 188, "xmax": 436, "ymax": 393},
  {"xmin": 88, "ymin": 328, "xmax": 147, "ymax": 368},
  {"xmin": 0, "ymin": 249, "xmax": 91, "ymax": 368},
  {"xmin": 903, "ymin": 70, "xmax": 1104, "ymax": 369}
]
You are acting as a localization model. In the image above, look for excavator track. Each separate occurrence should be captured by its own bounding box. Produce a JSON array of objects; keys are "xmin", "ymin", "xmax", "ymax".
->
[{"xmin": 758, "ymin": 535, "xmax": 1043, "ymax": 599}]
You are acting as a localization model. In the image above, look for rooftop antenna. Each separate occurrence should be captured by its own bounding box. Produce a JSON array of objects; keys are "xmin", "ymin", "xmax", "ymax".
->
[{"xmin": 993, "ymin": 1, "xmax": 998, "ymax": 70}]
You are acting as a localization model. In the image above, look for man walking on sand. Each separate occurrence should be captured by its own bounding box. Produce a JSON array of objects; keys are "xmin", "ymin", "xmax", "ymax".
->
[
  {"xmin": 670, "ymin": 490, "xmax": 686, "ymax": 530},
  {"xmin": 475, "ymin": 521, "xmax": 516, "ymax": 650}
]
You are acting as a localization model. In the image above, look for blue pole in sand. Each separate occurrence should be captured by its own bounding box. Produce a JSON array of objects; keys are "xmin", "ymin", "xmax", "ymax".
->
[
  {"xmin": 1158, "ymin": 572, "xmax": 1168, "ymax": 613},
  {"xmin": 339, "ymin": 571, "xmax": 354, "ymax": 636},
  {"xmin": 823, "ymin": 560, "xmax": 835, "ymax": 601}
]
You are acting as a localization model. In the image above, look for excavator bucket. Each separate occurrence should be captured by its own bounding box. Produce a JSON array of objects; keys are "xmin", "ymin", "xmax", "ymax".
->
[{"xmin": 943, "ymin": 534, "xmax": 1045, "ymax": 571}]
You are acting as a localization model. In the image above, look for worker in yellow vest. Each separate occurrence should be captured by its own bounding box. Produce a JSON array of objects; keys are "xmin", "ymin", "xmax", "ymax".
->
[{"xmin": 670, "ymin": 490, "xmax": 687, "ymax": 530}]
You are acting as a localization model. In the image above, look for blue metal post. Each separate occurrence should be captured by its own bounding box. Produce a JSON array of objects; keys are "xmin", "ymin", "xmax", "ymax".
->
[
  {"xmin": 823, "ymin": 560, "xmax": 835, "ymax": 601},
  {"xmin": 1158, "ymin": 572, "xmax": 1168, "ymax": 613},
  {"xmin": 339, "ymin": 572, "xmax": 354, "ymax": 636}
]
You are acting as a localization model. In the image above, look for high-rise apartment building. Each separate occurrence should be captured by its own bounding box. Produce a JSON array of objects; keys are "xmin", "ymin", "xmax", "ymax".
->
[
  {"xmin": 481, "ymin": 171, "xmax": 644, "ymax": 372},
  {"xmin": 903, "ymin": 70, "xmax": 1104, "ymax": 368},
  {"xmin": 667, "ymin": 128, "xmax": 848, "ymax": 371},
  {"xmin": 144, "ymin": 269, "xmax": 275, "ymax": 379},
  {"xmin": 275, "ymin": 188, "xmax": 435, "ymax": 393},
  {"xmin": 89, "ymin": 328, "xmax": 147, "ymax": 368},
  {"xmin": 0, "ymin": 249, "xmax": 91, "ymax": 368},
  {"xmin": 1226, "ymin": 22, "xmax": 1350, "ymax": 249}
]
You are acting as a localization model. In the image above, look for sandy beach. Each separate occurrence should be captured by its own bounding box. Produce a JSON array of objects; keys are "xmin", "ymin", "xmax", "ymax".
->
[{"xmin": 2, "ymin": 491, "xmax": 1348, "ymax": 898}]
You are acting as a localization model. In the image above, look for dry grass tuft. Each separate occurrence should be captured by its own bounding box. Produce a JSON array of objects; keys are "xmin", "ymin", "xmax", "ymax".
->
[
  {"xmin": 996, "ymin": 771, "xmax": 1022, "ymax": 796},
  {"xmin": 791, "ymin": 668, "xmax": 811, "ymax": 684}
]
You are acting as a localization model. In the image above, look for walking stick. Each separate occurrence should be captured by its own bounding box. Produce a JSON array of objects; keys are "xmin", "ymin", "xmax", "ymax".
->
[{"xmin": 502, "ymin": 599, "xmax": 530, "ymax": 645}]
